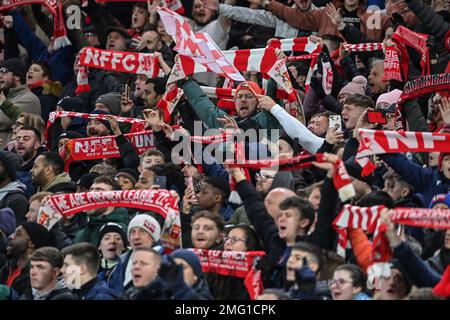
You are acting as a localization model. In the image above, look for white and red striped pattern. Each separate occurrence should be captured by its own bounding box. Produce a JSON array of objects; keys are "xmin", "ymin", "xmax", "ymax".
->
[
  {"xmin": 159, "ymin": 7, "xmax": 245, "ymax": 82},
  {"xmin": 333, "ymin": 204, "xmax": 385, "ymax": 258},
  {"xmin": 269, "ymin": 37, "xmax": 321, "ymax": 54},
  {"xmin": 343, "ymin": 43, "xmax": 384, "ymax": 52},
  {"xmin": 156, "ymin": 84, "xmax": 184, "ymax": 122}
]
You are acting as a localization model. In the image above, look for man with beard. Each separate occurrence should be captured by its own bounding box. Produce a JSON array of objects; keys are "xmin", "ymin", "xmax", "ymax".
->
[
  {"xmin": 0, "ymin": 222, "xmax": 50, "ymax": 296},
  {"xmin": 0, "ymin": 58, "xmax": 41, "ymax": 148},
  {"xmin": 74, "ymin": 176, "xmax": 130, "ymax": 246},
  {"xmin": 179, "ymin": 79, "xmax": 280, "ymax": 134},
  {"xmin": 86, "ymin": 110, "xmax": 113, "ymax": 137},
  {"xmin": 0, "ymin": 151, "xmax": 28, "ymax": 224},
  {"xmin": 143, "ymin": 78, "xmax": 167, "ymax": 109},
  {"xmin": 15, "ymin": 126, "xmax": 44, "ymax": 198},
  {"xmin": 30, "ymin": 151, "xmax": 75, "ymax": 193}
]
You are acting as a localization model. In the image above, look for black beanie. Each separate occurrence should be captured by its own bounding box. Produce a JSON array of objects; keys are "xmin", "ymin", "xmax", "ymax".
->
[
  {"xmin": 77, "ymin": 172, "xmax": 100, "ymax": 190},
  {"xmin": 98, "ymin": 222, "xmax": 128, "ymax": 247},
  {"xmin": 205, "ymin": 176, "xmax": 231, "ymax": 200},
  {"xmin": 21, "ymin": 222, "xmax": 51, "ymax": 249},
  {"xmin": 0, "ymin": 151, "xmax": 22, "ymax": 181}
]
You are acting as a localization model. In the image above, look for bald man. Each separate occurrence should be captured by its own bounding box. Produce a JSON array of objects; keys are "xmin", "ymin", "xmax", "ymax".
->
[{"xmin": 228, "ymin": 187, "xmax": 296, "ymax": 225}]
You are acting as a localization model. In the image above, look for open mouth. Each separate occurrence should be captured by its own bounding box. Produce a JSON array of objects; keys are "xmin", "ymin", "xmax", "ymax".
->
[{"xmin": 88, "ymin": 129, "xmax": 99, "ymax": 136}]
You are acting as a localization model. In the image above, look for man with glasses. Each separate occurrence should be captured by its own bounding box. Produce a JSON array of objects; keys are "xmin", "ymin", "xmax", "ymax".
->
[
  {"xmin": 0, "ymin": 58, "xmax": 41, "ymax": 148},
  {"xmin": 179, "ymin": 77, "xmax": 280, "ymax": 134}
]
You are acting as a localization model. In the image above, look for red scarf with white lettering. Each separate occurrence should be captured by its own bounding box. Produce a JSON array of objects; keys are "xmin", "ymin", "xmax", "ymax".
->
[
  {"xmin": 45, "ymin": 111, "xmax": 146, "ymax": 146},
  {"xmin": 0, "ymin": 0, "xmax": 69, "ymax": 49},
  {"xmin": 62, "ymin": 130, "xmax": 156, "ymax": 169},
  {"xmin": 192, "ymin": 249, "xmax": 265, "ymax": 299},
  {"xmin": 37, "ymin": 189, "xmax": 181, "ymax": 251},
  {"xmin": 226, "ymin": 154, "xmax": 355, "ymax": 202},
  {"xmin": 382, "ymin": 44, "xmax": 402, "ymax": 82},
  {"xmin": 394, "ymin": 73, "xmax": 450, "ymax": 131},
  {"xmin": 356, "ymin": 129, "xmax": 450, "ymax": 176},
  {"xmin": 76, "ymin": 46, "xmax": 160, "ymax": 93}
]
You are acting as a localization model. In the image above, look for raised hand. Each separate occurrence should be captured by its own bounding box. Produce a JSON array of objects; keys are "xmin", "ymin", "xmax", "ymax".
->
[
  {"xmin": 217, "ymin": 114, "xmax": 239, "ymax": 129},
  {"xmin": 256, "ymin": 94, "xmax": 277, "ymax": 111},
  {"xmin": 105, "ymin": 115, "xmax": 122, "ymax": 135},
  {"xmin": 438, "ymin": 96, "xmax": 450, "ymax": 126},
  {"xmin": 324, "ymin": 3, "xmax": 342, "ymax": 27}
]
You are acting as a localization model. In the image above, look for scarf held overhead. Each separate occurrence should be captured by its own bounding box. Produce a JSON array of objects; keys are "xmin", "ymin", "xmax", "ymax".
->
[
  {"xmin": 37, "ymin": 189, "xmax": 182, "ymax": 250},
  {"xmin": 226, "ymin": 154, "xmax": 355, "ymax": 202},
  {"xmin": 0, "ymin": 0, "xmax": 69, "ymax": 49},
  {"xmin": 45, "ymin": 111, "xmax": 145, "ymax": 145},
  {"xmin": 356, "ymin": 128, "xmax": 450, "ymax": 176},
  {"xmin": 62, "ymin": 130, "xmax": 156, "ymax": 168}
]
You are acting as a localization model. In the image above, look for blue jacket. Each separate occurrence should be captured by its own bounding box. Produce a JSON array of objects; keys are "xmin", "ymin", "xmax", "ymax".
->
[
  {"xmin": 11, "ymin": 11, "xmax": 75, "ymax": 85},
  {"xmin": 381, "ymin": 153, "xmax": 450, "ymax": 206},
  {"xmin": 393, "ymin": 242, "xmax": 441, "ymax": 288},
  {"xmin": 75, "ymin": 278, "xmax": 121, "ymax": 300}
]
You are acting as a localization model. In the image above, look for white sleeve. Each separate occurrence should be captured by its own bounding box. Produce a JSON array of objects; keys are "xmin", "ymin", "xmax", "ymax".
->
[{"xmin": 270, "ymin": 104, "xmax": 324, "ymax": 154}]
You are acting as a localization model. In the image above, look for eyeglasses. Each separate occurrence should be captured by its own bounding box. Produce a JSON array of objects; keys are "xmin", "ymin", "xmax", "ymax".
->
[
  {"xmin": 0, "ymin": 67, "xmax": 9, "ymax": 74},
  {"xmin": 255, "ymin": 173, "xmax": 275, "ymax": 182},
  {"xmin": 329, "ymin": 279, "xmax": 352, "ymax": 287},
  {"xmin": 224, "ymin": 236, "xmax": 245, "ymax": 245}
]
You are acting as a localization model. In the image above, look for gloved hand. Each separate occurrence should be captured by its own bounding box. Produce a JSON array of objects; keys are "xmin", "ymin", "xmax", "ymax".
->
[
  {"xmin": 309, "ymin": 70, "xmax": 326, "ymax": 99},
  {"xmin": 294, "ymin": 257, "xmax": 317, "ymax": 299},
  {"xmin": 158, "ymin": 255, "xmax": 185, "ymax": 288}
]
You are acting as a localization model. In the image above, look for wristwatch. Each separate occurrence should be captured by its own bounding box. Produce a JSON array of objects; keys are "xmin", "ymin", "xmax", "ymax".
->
[{"xmin": 337, "ymin": 21, "xmax": 345, "ymax": 31}]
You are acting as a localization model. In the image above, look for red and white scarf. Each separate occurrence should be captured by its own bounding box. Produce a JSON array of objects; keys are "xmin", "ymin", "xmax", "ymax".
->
[
  {"xmin": 392, "ymin": 26, "xmax": 430, "ymax": 77},
  {"xmin": 62, "ymin": 130, "xmax": 156, "ymax": 167},
  {"xmin": 156, "ymin": 84, "xmax": 184, "ymax": 122},
  {"xmin": 0, "ymin": 0, "xmax": 69, "ymax": 49},
  {"xmin": 226, "ymin": 153, "xmax": 355, "ymax": 202},
  {"xmin": 191, "ymin": 249, "xmax": 265, "ymax": 299},
  {"xmin": 189, "ymin": 132, "xmax": 234, "ymax": 145},
  {"xmin": 334, "ymin": 205, "xmax": 450, "ymax": 262},
  {"xmin": 395, "ymin": 73, "xmax": 450, "ymax": 131},
  {"xmin": 356, "ymin": 128, "xmax": 450, "ymax": 176},
  {"xmin": 45, "ymin": 111, "xmax": 145, "ymax": 145},
  {"xmin": 95, "ymin": 0, "xmax": 184, "ymax": 14},
  {"xmin": 382, "ymin": 44, "xmax": 402, "ymax": 82},
  {"xmin": 268, "ymin": 37, "xmax": 321, "ymax": 54},
  {"xmin": 78, "ymin": 46, "xmax": 160, "ymax": 83},
  {"xmin": 333, "ymin": 204, "xmax": 386, "ymax": 260},
  {"xmin": 342, "ymin": 43, "xmax": 383, "ymax": 52},
  {"xmin": 158, "ymin": 7, "xmax": 245, "ymax": 83},
  {"xmin": 37, "ymin": 189, "xmax": 181, "ymax": 251},
  {"xmin": 321, "ymin": 61, "xmax": 334, "ymax": 95}
]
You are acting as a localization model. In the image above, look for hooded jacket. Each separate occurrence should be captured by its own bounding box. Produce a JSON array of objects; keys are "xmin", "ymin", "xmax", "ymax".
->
[
  {"xmin": 74, "ymin": 208, "xmax": 130, "ymax": 246},
  {"xmin": 20, "ymin": 279, "xmax": 75, "ymax": 300},
  {"xmin": 0, "ymin": 85, "xmax": 41, "ymax": 149},
  {"xmin": 40, "ymin": 172, "xmax": 74, "ymax": 193},
  {"xmin": 0, "ymin": 181, "xmax": 28, "ymax": 225}
]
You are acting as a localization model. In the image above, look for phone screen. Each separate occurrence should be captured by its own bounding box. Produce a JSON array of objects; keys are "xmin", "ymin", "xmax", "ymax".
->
[
  {"xmin": 154, "ymin": 176, "xmax": 167, "ymax": 189},
  {"xmin": 328, "ymin": 115, "xmax": 342, "ymax": 131},
  {"xmin": 367, "ymin": 111, "xmax": 387, "ymax": 125}
]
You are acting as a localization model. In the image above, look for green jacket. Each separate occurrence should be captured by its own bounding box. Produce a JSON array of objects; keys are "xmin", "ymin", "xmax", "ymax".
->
[
  {"xmin": 40, "ymin": 173, "xmax": 73, "ymax": 192},
  {"xmin": 181, "ymin": 79, "xmax": 281, "ymax": 132},
  {"xmin": 74, "ymin": 207, "xmax": 130, "ymax": 246}
]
